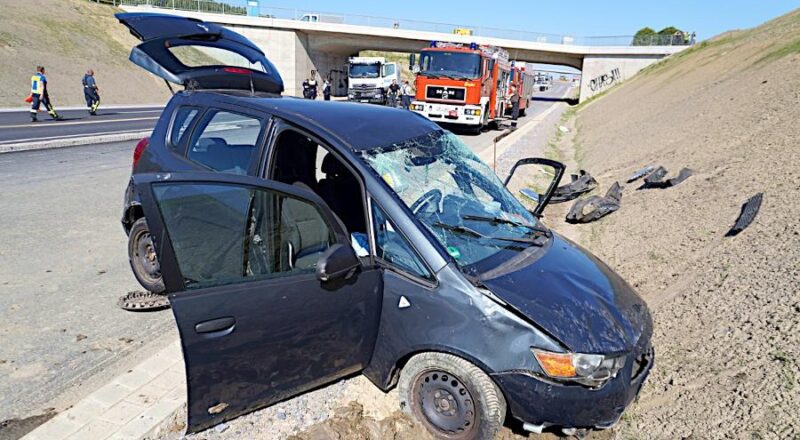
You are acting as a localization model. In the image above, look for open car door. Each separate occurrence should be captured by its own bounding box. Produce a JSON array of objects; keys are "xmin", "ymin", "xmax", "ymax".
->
[
  {"xmin": 116, "ymin": 12, "xmax": 283, "ymax": 93},
  {"xmin": 133, "ymin": 172, "xmax": 382, "ymax": 433},
  {"xmin": 504, "ymin": 157, "xmax": 565, "ymax": 217}
]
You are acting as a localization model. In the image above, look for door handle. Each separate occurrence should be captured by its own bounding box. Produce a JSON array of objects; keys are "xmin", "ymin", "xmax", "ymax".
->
[{"xmin": 195, "ymin": 317, "xmax": 235, "ymax": 334}]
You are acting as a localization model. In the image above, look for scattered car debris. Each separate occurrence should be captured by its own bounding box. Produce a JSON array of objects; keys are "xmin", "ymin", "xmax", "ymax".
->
[
  {"xmin": 726, "ymin": 192, "xmax": 763, "ymax": 236},
  {"xmin": 75, "ymin": 334, "xmax": 87, "ymax": 342},
  {"xmin": 638, "ymin": 166, "xmax": 693, "ymax": 189},
  {"xmin": 117, "ymin": 290, "xmax": 170, "ymax": 312},
  {"xmin": 566, "ymin": 182, "xmax": 623, "ymax": 224},
  {"xmin": 626, "ymin": 165, "xmax": 655, "ymax": 183},
  {"xmin": 550, "ymin": 170, "xmax": 598, "ymax": 203}
]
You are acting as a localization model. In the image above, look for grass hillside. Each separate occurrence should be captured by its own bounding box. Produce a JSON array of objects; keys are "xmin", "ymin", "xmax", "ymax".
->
[
  {"xmin": 550, "ymin": 8, "xmax": 800, "ymax": 439},
  {"xmin": 0, "ymin": 0, "xmax": 170, "ymax": 107}
]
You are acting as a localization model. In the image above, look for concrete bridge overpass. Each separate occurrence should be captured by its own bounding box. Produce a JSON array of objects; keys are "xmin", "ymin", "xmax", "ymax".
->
[{"xmin": 119, "ymin": 5, "xmax": 687, "ymax": 101}]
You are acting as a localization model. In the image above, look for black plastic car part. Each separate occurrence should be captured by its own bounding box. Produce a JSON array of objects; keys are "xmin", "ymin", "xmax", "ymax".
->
[
  {"xmin": 726, "ymin": 192, "xmax": 763, "ymax": 237},
  {"xmin": 566, "ymin": 182, "xmax": 622, "ymax": 224},
  {"xmin": 626, "ymin": 165, "xmax": 655, "ymax": 183},
  {"xmin": 638, "ymin": 167, "xmax": 693, "ymax": 189},
  {"xmin": 550, "ymin": 170, "xmax": 598, "ymax": 203}
]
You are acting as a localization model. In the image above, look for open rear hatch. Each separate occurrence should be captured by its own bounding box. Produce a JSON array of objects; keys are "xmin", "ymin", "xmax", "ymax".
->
[{"xmin": 116, "ymin": 12, "xmax": 283, "ymax": 93}]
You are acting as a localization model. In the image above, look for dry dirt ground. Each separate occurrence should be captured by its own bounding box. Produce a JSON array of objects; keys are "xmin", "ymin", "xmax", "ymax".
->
[
  {"xmin": 277, "ymin": 8, "xmax": 800, "ymax": 440},
  {"xmin": 0, "ymin": 0, "xmax": 170, "ymax": 107}
]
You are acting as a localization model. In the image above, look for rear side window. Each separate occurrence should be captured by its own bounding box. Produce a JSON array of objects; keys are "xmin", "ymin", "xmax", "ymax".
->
[
  {"xmin": 169, "ymin": 107, "xmax": 200, "ymax": 149},
  {"xmin": 187, "ymin": 110, "xmax": 263, "ymax": 175}
]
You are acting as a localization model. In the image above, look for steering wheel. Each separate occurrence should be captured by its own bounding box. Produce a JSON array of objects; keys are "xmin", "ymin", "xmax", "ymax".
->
[{"xmin": 410, "ymin": 189, "xmax": 442, "ymax": 215}]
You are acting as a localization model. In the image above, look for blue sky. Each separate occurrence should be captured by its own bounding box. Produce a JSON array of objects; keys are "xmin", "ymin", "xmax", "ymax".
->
[{"xmin": 250, "ymin": 0, "xmax": 798, "ymax": 40}]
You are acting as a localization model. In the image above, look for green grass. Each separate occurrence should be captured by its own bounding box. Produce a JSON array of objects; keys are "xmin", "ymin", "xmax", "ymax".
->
[{"xmin": 755, "ymin": 37, "xmax": 800, "ymax": 64}]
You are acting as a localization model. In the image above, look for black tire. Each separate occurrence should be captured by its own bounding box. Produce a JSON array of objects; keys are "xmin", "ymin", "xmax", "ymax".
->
[
  {"xmin": 469, "ymin": 124, "xmax": 483, "ymax": 135},
  {"xmin": 519, "ymin": 107, "xmax": 527, "ymax": 117},
  {"xmin": 398, "ymin": 352, "xmax": 506, "ymax": 440},
  {"xmin": 128, "ymin": 217, "xmax": 165, "ymax": 294}
]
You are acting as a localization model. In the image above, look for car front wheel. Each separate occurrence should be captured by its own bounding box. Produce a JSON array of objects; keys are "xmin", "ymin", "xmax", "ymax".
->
[
  {"xmin": 398, "ymin": 352, "xmax": 506, "ymax": 440},
  {"xmin": 128, "ymin": 217, "xmax": 165, "ymax": 294}
]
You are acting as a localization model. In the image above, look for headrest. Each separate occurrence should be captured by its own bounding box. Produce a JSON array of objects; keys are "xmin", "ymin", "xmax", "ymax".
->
[{"xmin": 321, "ymin": 153, "xmax": 346, "ymax": 176}]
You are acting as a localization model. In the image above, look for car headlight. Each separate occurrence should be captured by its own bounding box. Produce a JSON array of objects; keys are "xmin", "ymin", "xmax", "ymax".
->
[
  {"xmin": 532, "ymin": 349, "xmax": 625, "ymax": 388},
  {"xmin": 465, "ymin": 109, "xmax": 481, "ymax": 116}
]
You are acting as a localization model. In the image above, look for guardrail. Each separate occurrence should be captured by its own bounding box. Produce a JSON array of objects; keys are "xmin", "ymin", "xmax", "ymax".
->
[{"xmin": 107, "ymin": 0, "xmax": 693, "ymax": 47}]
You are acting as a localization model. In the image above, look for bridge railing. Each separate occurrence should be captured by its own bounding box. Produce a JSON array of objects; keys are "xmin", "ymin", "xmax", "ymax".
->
[{"xmin": 114, "ymin": 0, "xmax": 692, "ymax": 47}]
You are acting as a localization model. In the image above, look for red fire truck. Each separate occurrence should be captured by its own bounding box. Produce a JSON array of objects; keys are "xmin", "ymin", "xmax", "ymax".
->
[
  {"xmin": 410, "ymin": 41, "xmax": 533, "ymax": 132},
  {"xmin": 505, "ymin": 62, "xmax": 536, "ymax": 117}
]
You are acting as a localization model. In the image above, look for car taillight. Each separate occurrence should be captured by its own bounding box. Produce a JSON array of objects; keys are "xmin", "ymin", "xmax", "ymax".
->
[
  {"xmin": 132, "ymin": 137, "xmax": 149, "ymax": 170},
  {"xmin": 223, "ymin": 67, "xmax": 252, "ymax": 74}
]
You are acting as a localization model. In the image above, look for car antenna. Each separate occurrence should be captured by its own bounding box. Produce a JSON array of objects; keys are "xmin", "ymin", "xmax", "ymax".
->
[{"xmin": 163, "ymin": 79, "xmax": 175, "ymax": 95}]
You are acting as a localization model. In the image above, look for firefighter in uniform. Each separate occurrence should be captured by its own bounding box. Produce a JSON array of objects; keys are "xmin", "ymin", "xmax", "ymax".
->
[
  {"xmin": 30, "ymin": 66, "xmax": 61, "ymax": 122},
  {"xmin": 82, "ymin": 69, "xmax": 100, "ymax": 116}
]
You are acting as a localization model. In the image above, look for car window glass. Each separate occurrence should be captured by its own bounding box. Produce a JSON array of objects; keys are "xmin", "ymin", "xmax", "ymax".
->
[
  {"xmin": 153, "ymin": 183, "xmax": 334, "ymax": 290},
  {"xmin": 168, "ymin": 46, "xmax": 268, "ymax": 73},
  {"xmin": 169, "ymin": 107, "xmax": 199, "ymax": 148},
  {"xmin": 372, "ymin": 203, "xmax": 432, "ymax": 281},
  {"xmin": 188, "ymin": 111, "xmax": 262, "ymax": 175}
]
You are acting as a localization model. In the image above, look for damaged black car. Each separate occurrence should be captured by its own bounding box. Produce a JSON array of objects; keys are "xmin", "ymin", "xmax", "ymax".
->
[{"xmin": 118, "ymin": 12, "xmax": 654, "ymax": 440}]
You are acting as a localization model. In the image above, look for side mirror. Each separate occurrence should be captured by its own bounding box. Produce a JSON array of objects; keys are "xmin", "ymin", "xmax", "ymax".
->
[
  {"xmin": 504, "ymin": 157, "xmax": 565, "ymax": 217},
  {"xmin": 409, "ymin": 54, "xmax": 416, "ymax": 71},
  {"xmin": 316, "ymin": 244, "xmax": 360, "ymax": 282},
  {"xmin": 412, "ymin": 64, "xmax": 421, "ymax": 74}
]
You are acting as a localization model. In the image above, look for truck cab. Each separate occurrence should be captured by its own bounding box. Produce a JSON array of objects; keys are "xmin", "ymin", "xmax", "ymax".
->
[
  {"xmin": 409, "ymin": 42, "xmax": 511, "ymax": 133},
  {"xmin": 347, "ymin": 57, "xmax": 400, "ymax": 105}
]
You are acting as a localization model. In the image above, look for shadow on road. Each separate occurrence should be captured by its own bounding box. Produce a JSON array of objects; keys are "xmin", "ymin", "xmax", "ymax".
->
[{"xmin": 532, "ymin": 96, "xmax": 579, "ymax": 106}]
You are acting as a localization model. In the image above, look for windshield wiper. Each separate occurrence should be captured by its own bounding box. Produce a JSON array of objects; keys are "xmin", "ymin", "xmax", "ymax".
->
[
  {"xmin": 462, "ymin": 214, "xmax": 549, "ymax": 236},
  {"xmin": 433, "ymin": 221, "xmax": 542, "ymax": 245}
]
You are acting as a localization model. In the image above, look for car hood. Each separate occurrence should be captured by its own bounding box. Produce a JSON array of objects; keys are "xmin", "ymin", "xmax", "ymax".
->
[{"xmin": 479, "ymin": 234, "xmax": 652, "ymax": 354}]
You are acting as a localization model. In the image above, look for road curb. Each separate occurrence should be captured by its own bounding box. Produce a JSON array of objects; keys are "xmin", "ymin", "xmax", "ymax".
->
[
  {"xmin": 0, "ymin": 131, "xmax": 151, "ymax": 154},
  {"xmin": 478, "ymin": 85, "xmax": 574, "ymax": 166},
  {"xmin": 0, "ymin": 105, "xmax": 163, "ymax": 113}
]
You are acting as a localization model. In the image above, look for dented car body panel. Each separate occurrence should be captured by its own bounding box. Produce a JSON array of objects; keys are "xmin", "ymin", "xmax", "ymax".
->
[{"xmin": 121, "ymin": 12, "xmax": 654, "ymax": 435}]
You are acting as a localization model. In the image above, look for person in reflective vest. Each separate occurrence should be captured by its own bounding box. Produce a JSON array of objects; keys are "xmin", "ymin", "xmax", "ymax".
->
[
  {"xmin": 82, "ymin": 69, "xmax": 100, "ymax": 116},
  {"xmin": 30, "ymin": 66, "xmax": 61, "ymax": 122}
]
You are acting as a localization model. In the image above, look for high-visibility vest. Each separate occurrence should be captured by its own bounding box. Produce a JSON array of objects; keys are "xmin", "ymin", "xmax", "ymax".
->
[{"xmin": 31, "ymin": 74, "xmax": 45, "ymax": 95}]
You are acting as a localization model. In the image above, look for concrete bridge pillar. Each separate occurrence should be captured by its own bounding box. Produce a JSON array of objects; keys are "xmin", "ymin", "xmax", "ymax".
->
[
  {"xmin": 579, "ymin": 54, "xmax": 665, "ymax": 102},
  {"xmin": 233, "ymin": 27, "xmax": 348, "ymax": 97}
]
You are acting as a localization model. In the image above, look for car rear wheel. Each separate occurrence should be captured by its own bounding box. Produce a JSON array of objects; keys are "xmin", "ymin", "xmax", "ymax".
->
[
  {"xmin": 128, "ymin": 217, "xmax": 165, "ymax": 294},
  {"xmin": 398, "ymin": 352, "xmax": 506, "ymax": 440}
]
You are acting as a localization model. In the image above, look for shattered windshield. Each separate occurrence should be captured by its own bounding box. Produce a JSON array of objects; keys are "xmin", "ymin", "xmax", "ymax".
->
[
  {"xmin": 363, "ymin": 131, "xmax": 541, "ymax": 272},
  {"xmin": 349, "ymin": 63, "xmax": 381, "ymax": 78}
]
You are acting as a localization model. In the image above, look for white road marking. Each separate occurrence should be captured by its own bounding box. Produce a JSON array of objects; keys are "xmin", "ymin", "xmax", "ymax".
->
[
  {"xmin": 112, "ymin": 110, "xmax": 164, "ymax": 114},
  {"xmin": 0, "ymin": 129, "xmax": 150, "ymax": 145},
  {"xmin": 0, "ymin": 116, "xmax": 157, "ymax": 129}
]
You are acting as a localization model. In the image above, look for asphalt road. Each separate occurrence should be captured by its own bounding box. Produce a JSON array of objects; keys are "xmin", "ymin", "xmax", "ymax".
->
[
  {"xmin": 0, "ymin": 106, "xmax": 162, "ymax": 146},
  {"xmin": 456, "ymin": 82, "xmax": 573, "ymax": 156},
  {"xmin": 0, "ymin": 83, "xmax": 573, "ymax": 426}
]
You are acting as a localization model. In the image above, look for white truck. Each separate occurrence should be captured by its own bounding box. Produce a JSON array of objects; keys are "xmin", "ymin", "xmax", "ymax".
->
[
  {"xmin": 298, "ymin": 14, "xmax": 344, "ymax": 24},
  {"xmin": 347, "ymin": 57, "xmax": 401, "ymax": 105}
]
